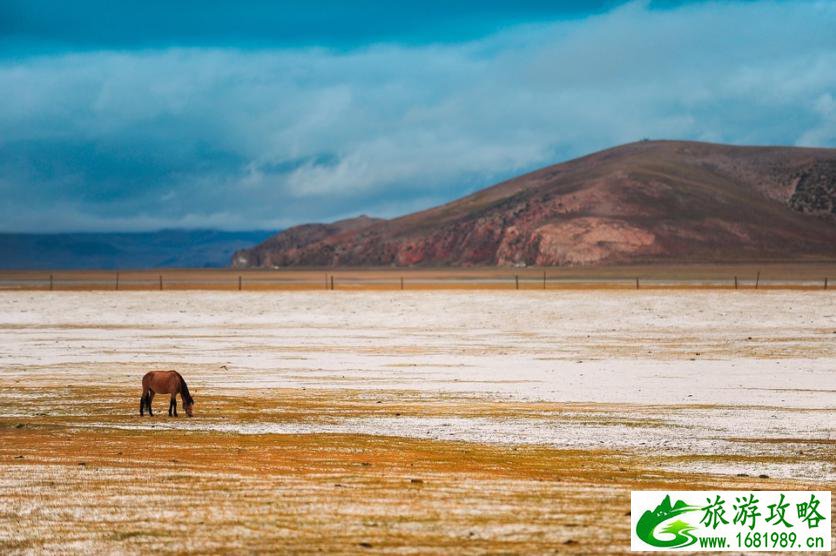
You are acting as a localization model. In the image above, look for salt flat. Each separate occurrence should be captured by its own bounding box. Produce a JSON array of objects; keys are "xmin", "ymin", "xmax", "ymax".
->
[
  {"xmin": 2, "ymin": 291, "xmax": 834, "ymax": 401},
  {"xmin": 0, "ymin": 290, "xmax": 834, "ymax": 553},
  {"xmin": 1, "ymin": 290, "xmax": 833, "ymax": 470}
]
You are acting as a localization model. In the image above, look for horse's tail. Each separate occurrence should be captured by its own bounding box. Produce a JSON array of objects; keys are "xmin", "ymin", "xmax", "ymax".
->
[{"xmin": 174, "ymin": 371, "xmax": 193, "ymax": 404}]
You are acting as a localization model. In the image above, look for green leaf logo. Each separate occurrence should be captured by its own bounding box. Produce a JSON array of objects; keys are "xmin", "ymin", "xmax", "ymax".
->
[{"xmin": 636, "ymin": 495, "xmax": 700, "ymax": 548}]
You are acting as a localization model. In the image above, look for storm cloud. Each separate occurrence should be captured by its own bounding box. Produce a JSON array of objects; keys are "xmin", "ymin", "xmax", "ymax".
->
[{"xmin": 1, "ymin": 1, "xmax": 834, "ymax": 231}]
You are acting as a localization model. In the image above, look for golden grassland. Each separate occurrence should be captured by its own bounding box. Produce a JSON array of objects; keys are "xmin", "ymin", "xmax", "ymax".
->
[
  {"xmin": 1, "ymin": 261, "xmax": 835, "ymax": 291},
  {"xmin": 1, "ymin": 387, "xmax": 833, "ymax": 554}
]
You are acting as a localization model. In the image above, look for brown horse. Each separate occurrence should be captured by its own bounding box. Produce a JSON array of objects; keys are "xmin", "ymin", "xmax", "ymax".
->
[{"xmin": 140, "ymin": 370, "xmax": 194, "ymax": 417}]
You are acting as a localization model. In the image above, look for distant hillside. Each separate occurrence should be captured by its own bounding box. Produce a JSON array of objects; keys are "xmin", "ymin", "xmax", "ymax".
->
[
  {"xmin": 233, "ymin": 140, "xmax": 836, "ymax": 268},
  {"xmin": 0, "ymin": 230, "xmax": 275, "ymax": 270}
]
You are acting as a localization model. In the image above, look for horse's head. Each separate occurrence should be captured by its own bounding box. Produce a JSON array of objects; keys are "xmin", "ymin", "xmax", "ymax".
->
[{"xmin": 184, "ymin": 398, "xmax": 194, "ymax": 417}]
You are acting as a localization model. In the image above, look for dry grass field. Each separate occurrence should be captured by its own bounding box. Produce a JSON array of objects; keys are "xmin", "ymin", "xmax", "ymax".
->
[{"xmin": 0, "ymin": 284, "xmax": 834, "ymax": 553}]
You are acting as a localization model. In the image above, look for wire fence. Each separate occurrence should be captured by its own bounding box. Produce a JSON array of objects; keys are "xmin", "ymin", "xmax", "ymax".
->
[{"xmin": 0, "ymin": 270, "xmax": 830, "ymax": 291}]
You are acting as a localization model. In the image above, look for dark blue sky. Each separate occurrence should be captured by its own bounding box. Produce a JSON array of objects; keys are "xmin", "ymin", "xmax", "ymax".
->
[
  {"xmin": 1, "ymin": 1, "xmax": 833, "ymax": 231},
  {"xmin": 2, "ymin": 1, "xmax": 686, "ymax": 49}
]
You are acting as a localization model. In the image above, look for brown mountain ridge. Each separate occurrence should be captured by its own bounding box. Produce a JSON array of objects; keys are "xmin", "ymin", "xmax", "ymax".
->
[{"xmin": 232, "ymin": 140, "xmax": 836, "ymax": 268}]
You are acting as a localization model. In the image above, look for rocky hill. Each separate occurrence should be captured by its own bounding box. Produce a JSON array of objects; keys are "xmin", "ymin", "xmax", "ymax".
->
[{"xmin": 233, "ymin": 141, "xmax": 836, "ymax": 268}]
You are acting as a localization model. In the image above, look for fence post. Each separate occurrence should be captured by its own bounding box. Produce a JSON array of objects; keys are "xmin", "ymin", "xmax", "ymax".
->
[
  {"xmin": 238, "ymin": 275, "xmax": 242, "ymax": 291},
  {"xmin": 49, "ymin": 274, "xmax": 54, "ymax": 291},
  {"xmin": 734, "ymin": 276, "xmax": 738, "ymax": 289},
  {"xmin": 515, "ymin": 274, "xmax": 519, "ymax": 290},
  {"xmin": 159, "ymin": 275, "xmax": 163, "ymax": 291},
  {"xmin": 755, "ymin": 271, "xmax": 760, "ymax": 289},
  {"xmin": 636, "ymin": 277, "xmax": 640, "ymax": 290},
  {"xmin": 543, "ymin": 271, "xmax": 546, "ymax": 290},
  {"xmin": 400, "ymin": 277, "xmax": 404, "ymax": 290},
  {"xmin": 116, "ymin": 272, "xmax": 120, "ymax": 291},
  {"xmin": 826, "ymin": 277, "xmax": 829, "ymax": 290},
  {"xmin": 330, "ymin": 276, "xmax": 334, "ymax": 291}
]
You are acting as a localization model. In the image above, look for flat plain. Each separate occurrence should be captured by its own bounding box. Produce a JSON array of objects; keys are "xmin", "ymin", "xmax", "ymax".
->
[{"xmin": 0, "ymin": 286, "xmax": 834, "ymax": 553}]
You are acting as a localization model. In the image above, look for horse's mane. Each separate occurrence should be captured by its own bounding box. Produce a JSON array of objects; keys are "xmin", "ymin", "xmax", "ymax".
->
[{"xmin": 174, "ymin": 371, "xmax": 193, "ymax": 404}]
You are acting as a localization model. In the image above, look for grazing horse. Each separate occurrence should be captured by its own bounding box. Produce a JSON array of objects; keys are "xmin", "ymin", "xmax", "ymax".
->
[{"xmin": 140, "ymin": 370, "xmax": 194, "ymax": 417}]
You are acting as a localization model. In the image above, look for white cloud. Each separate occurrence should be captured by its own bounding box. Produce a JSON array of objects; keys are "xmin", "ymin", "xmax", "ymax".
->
[{"xmin": 0, "ymin": 0, "xmax": 835, "ymax": 231}]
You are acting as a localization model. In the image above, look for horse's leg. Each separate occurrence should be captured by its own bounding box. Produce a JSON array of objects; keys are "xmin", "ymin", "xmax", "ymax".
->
[
  {"xmin": 140, "ymin": 387, "xmax": 151, "ymax": 416},
  {"xmin": 172, "ymin": 395, "xmax": 178, "ymax": 417},
  {"xmin": 148, "ymin": 391, "xmax": 155, "ymax": 416},
  {"xmin": 169, "ymin": 396, "xmax": 176, "ymax": 417}
]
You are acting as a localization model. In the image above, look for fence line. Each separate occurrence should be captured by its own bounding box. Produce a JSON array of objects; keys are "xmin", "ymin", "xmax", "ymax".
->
[{"xmin": 2, "ymin": 272, "xmax": 831, "ymax": 291}]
